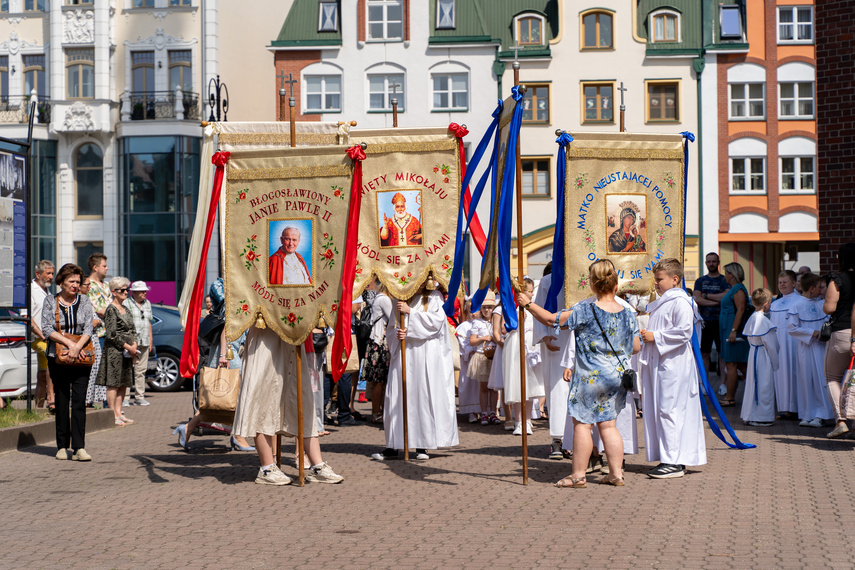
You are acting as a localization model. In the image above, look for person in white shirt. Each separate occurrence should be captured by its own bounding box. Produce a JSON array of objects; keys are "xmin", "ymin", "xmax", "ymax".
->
[{"xmin": 31, "ymin": 260, "xmax": 55, "ymax": 410}]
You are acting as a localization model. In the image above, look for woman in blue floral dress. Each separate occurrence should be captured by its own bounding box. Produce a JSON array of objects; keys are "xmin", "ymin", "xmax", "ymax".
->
[{"xmin": 521, "ymin": 260, "xmax": 640, "ymax": 488}]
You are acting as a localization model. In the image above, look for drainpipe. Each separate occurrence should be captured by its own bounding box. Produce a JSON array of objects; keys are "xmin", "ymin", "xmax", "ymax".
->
[{"xmin": 694, "ymin": 56, "xmax": 705, "ymax": 273}]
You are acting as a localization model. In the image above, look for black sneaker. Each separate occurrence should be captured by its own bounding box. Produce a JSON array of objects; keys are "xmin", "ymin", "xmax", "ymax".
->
[
  {"xmin": 647, "ymin": 463, "xmax": 685, "ymax": 479},
  {"xmin": 371, "ymin": 447, "xmax": 398, "ymax": 460},
  {"xmin": 548, "ymin": 439, "xmax": 564, "ymax": 460},
  {"xmin": 338, "ymin": 416, "xmax": 362, "ymax": 426}
]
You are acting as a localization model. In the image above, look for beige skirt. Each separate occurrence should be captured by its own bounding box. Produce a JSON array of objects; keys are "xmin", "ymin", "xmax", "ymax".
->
[
  {"xmin": 232, "ymin": 327, "xmax": 318, "ymax": 439},
  {"xmin": 467, "ymin": 352, "xmax": 492, "ymax": 383}
]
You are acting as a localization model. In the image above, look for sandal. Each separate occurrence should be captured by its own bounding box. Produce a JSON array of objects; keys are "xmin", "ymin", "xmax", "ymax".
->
[
  {"xmin": 720, "ymin": 400, "xmax": 736, "ymax": 408},
  {"xmin": 371, "ymin": 412, "xmax": 383, "ymax": 424},
  {"xmin": 47, "ymin": 402, "xmax": 56, "ymax": 414},
  {"xmin": 555, "ymin": 475, "xmax": 587, "ymax": 488},
  {"xmin": 598, "ymin": 475, "xmax": 625, "ymax": 486},
  {"xmin": 120, "ymin": 415, "xmax": 134, "ymax": 425},
  {"xmin": 115, "ymin": 418, "xmax": 127, "ymax": 427}
]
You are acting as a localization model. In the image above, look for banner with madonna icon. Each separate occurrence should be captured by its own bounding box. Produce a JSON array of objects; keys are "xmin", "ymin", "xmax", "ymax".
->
[
  {"xmin": 562, "ymin": 132, "xmax": 686, "ymax": 307},
  {"xmin": 223, "ymin": 146, "xmax": 357, "ymax": 345},
  {"xmin": 349, "ymin": 127, "xmax": 461, "ymax": 300}
]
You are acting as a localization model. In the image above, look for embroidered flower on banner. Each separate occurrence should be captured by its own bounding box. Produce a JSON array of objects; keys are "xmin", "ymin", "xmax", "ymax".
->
[
  {"xmin": 330, "ymin": 300, "xmax": 339, "ymax": 314},
  {"xmin": 331, "ymin": 184, "xmax": 345, "ymax": 200},
  {"xmin": 434, "ymin": 164, "xmax": 451, "ymax": 176},
  {"xmin": 662, "ymin": 172, "xmax": 677, "ymax": 189},
  {"xmin": 354, "ymin": 262, "xmax": 364, "ymax": 284},
  {"xmin": 574, "ymin": 172, "xmax": 589, "ymax": 189},
  {"xmin": 235, "ymin": 300, "xmax": 250, "ymax": 316},
  {"xmin": 240, "ymin": 235, "xmax": 259, "ymax": 270},
  {"xmin": 583, "ymin": 228, "xmax": 596, "ymax": 252},
  {"xmin": 318, "ymin": 233, "xmax": 339, "ymax": 270},
  {"xmin": 282, "ymin": 312, "xmax": 303, "ymax": 328},
  {"xmin": 576, "ymin": 272, "xmax": 589, "ymax": 290},
  {"xmin": 656, "ymin": 228, "xmax": 667, "ymax": 246},
  {"xmin": 394, "ymin": 271, "xmax": 412, "ymax": 286},
  {"xmin": 235, "ymin": 188, "xmax": 249, "ymax": 203}
]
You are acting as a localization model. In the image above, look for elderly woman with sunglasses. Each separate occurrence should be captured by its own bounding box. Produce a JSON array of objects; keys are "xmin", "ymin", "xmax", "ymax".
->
[{"xmin": 95, "ymin": 277, "xmax": 140, "ymax": 426}]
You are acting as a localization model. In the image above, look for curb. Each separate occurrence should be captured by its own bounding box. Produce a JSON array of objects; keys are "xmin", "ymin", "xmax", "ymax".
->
[{"xmin": 0, "ymin": 408, "xmax": 115, "ymax": 453}]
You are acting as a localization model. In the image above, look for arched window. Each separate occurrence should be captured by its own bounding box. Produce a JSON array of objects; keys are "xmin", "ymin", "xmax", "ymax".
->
[
  {"xmin": 23, "ymin": 54, "xmax": 46, "ymax": 96},
  {"xmin": 169, "ymin": 50, "xmax": 192, "ymax": 92},
  {"xmin": 66, "ymin": 48, "xmax": 94, "ymax": 99},
  {"xmin": 132, "ymin": 51, "xmax": 155, "ymax": 93},
  {"xmin": 76, "ymin": 144, "xmax": 103, "ymax": 217},
  {"xmin": 582, "ymin": 10, "xmax": 613, "ymax": 49},
  {"xmin": 650, "ymin": 10, "xmax": 680, "ymax": 43},
  {"xmin": 516, "ymin": 15, "xmax": 544, "ymax": 46}
]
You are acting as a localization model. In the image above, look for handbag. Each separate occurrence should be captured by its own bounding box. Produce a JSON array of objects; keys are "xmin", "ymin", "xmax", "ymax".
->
[
  {"xmin": 839, "ymin": 356, "xmax": 855, "ymax": 420},
  {"xmin": 53, "ymin": 296, "xmax": 96, "ymax": 367},
  {"xmin": 591, "ymin": 307, "xmax": 638, "ymax": 392},
  {"xmin": 198, "ymin": 366, "xmax": 241, "ymax": 412},
  {"xmin": 483, "ymin": 342, "xmax": 496, "ymax": 360},
  {"xmin": 818, "ymin": 318, "xmax": 833, "ymax": 342}
]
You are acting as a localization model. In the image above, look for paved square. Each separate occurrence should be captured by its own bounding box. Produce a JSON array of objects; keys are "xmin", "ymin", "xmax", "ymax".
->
[{"xmin": 3, "ymin": 390, "xmax": 853, "ymax": 569}]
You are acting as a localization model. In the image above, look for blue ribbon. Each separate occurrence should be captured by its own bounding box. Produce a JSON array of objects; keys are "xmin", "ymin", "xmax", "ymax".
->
[
  {"xmin": 443, "ymin": 101, "xmax": 503, "ymax": 317},
  {"xmin": 545, "ymin": 132, "xmax": 573, "ymax": 312},
  {"xmin": 752, "ymin": 346, "xmax": 759, "ymax": 406}
]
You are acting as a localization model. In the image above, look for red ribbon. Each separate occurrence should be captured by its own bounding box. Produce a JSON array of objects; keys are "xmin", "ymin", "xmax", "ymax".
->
[
  {"xmin": 449, "ymin": 123, "xmax": 486, "ymax": 256},
  {"xmin": 330, "ymin": 145, "xmax": 365, "ymax": 380},
  {"xmin": 180, "ymin": 151, "xmax": 230, "ymax": 378}
]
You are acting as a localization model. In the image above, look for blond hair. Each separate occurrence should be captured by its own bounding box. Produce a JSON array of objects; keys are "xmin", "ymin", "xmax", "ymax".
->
[
  {"xmin": 652, "ymin": 258, "xmax": 683, "ymax": 279},
  {"xmin": 588, "ymin": 259, "xmax": 618, "ymax": 294},
  {"xmin": 751, "ymin": 287, "xmax": 773, "ymax": 308}
]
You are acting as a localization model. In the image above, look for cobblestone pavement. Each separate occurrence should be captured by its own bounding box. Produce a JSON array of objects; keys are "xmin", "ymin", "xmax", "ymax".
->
[{"xmin": 3, "ymin": 385, "xmax": 854, "ymax": 569}]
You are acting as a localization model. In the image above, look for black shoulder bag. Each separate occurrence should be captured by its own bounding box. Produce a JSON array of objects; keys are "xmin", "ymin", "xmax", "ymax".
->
[{"xmin": 591, "ymin": 308, "xmax": 638, "ymax": 392}]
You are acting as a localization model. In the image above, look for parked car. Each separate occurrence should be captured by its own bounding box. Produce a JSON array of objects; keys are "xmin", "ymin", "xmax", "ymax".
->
[
  {"xmin": 0, "ymin": 315, "xmax": 39, "ymax": 401},
  {"xmin": 145, "ymin": 305, "xmax": 191, "ymax": 392}
]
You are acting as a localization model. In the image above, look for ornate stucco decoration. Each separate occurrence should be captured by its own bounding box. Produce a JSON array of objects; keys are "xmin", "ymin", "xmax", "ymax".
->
[
  {"xmin": 59, "ymin": 102, "xmax": 96, "ymax": 132},
  {"xmin": 64, "ymin": 10, "xmax": 96, "ymax": 44}
]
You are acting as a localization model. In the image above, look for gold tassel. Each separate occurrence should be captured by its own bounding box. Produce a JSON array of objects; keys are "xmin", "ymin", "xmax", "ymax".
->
[
  {"xmin": 254, "ymin": 313, "xmax": 266, "ymax": 329},
  {"xmin": 226, "ymin": 346, "xmax": 234, "ymax": 360}
]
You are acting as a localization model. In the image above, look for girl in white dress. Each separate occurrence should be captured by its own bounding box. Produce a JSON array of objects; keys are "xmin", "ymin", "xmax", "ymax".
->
[
  {"xmin": 740, "ymin": 288, "xmax": 780, "ymax": 426},
  {"xmin": 455, "ymin": 300, "xmax": 481, "ymax": 422},
  {"xmin": 467, "ymin": 292, "xmax": 499, "ymax": 424},
  {"xmin": 505, "ymin": 279, "xmax": 545, "ymax": 435}
]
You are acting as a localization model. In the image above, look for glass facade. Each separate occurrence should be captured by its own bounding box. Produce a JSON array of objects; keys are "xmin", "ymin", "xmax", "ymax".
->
[
  {"xmin": 119, "ymin": 136, "xmax": 200, "ymax": 304},
  {"xmin": 30, "ymin": 140, "xmax": 56, "ymax": 265}
]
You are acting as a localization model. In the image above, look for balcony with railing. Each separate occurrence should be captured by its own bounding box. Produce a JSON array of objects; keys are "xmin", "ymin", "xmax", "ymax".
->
[
  {"xmin": 120, "ymin": 88, "xmax": 199, "ymax": 122},
  {"xmin": 0, "ymin": 95, "xmax": 52, "ymax": 125}
]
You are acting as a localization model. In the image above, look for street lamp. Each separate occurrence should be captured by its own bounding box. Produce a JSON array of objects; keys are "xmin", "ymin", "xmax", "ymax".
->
[{"xmin": 207, "ymin": 74, "xmax": 229, "ymax": 122}]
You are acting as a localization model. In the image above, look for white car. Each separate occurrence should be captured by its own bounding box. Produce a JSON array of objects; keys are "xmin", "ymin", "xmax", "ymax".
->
[{"xmin": 0, "ymin": 319, "xmax": 39, "ymax": 401}]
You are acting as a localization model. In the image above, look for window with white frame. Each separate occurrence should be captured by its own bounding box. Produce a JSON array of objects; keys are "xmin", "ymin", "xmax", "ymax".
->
[
  {"xmin": 516, "ymin": 14, "xmax": 544, "ymax": 46},
  {"xmin": 779, "ymin": 82, "xmax": 813, "ymax": 118},
  {"xmin": 780, "ymin": 156, "xmax": 814, "ymax": 193},
  {"xmin": 319, "ymin": 0, "xmax": 338, "ymax": 32},
  {"xmin": 778, "ymin": 6, "xmax": 813, "ymax": 43},
  {"xmin": 651, "ymin": 10, "xmax": 679, "ymax": 43},
  {"xmin": 436, "ymin": 0, "xmax": 455, "ymax": 29},
  {"xmin": 132, "ymin": 51, "xmax": 155, "ymax": 93},
  {"xmin": 730, "ymin": 157, "xmax": 765, "ymax": 193},
  {"xmin": 66, "ymin": 48, "xmax": 94, "ymax": 99},
  {"xmin": 23, "ymin": 54, "xmax": 46, "ymax": 97},
  {"xmin": 729, "ymin": 83, "xmax": 764, "ymax": 119},
  {"xmin": 168, "ymin": 50, "xmax": 192, "ymax": 91},
  {"xmin": 0, "ymin": 57, "xmax": 8, "ymax": 101},
  {"xmin": 368, "ymin": 74, "xmax": 404, "ymax": 111},
  {"xmin": 305, "ymin": 75, "xmax": 341, "ymax": 112},
  {"xmin": 432, "ymin": 73, "xmax": 467, "ymax": 111},
  {"xmin": 367, "ymin": 0, "xmax": 403, "ymax": 41}
]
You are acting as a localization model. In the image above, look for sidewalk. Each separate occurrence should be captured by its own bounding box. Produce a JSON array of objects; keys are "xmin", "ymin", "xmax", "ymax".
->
[{"xmin": 2, "ymin": 388, "xmax": 852, "ymax": 569}]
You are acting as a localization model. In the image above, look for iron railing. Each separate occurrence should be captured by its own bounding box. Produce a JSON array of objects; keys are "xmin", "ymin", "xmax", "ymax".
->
[
  {"xmin": 124, "ymin": 91, "xmax": 199, "ymax": 121},
  {"xmin": 0, "ymin": 96, "xmax": 51, "ymax": 124}
]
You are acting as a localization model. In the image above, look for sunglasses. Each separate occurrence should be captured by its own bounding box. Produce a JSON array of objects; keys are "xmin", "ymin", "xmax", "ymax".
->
[{"xmin": 114, "ymin": 288, "xmax": 130, "ymax": 293}]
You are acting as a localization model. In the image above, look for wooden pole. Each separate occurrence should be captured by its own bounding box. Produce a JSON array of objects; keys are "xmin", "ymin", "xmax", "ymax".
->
[
  {"xmin": 618, "ymin": 81, "xmax": 627, "ymax": 133},
  {"xmin": 278, "ymin": 89, "xmax": 287, "ymax": 122},
  {"xmin": 399, "ymin": 307, "xmax": 409, "ymax": 461},
  {"xmin": 274, "ymin": 85, "xmax": 287, "ymax": 470},
  {"xmin": 295, "ymin": 347, "xmax": 305, "ymax": 487},
  {"xmin": 513, "ymin": 60, "xmax": 529, "ymax": 486}
]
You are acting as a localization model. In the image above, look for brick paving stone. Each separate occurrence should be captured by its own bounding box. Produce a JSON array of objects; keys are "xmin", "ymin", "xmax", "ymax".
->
[{"xmin": 1, "ymin": 390, "xmax": 854, "ymax": 568}]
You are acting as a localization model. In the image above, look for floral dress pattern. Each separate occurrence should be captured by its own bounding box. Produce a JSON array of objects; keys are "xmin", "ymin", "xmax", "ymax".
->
[
  {"xmin": 563, "ymin": 303, "xmax": 639, "ymax": 424},
  {"xmin": 95, "ymin": 304, "xmax": 135, "ymax": 388}
]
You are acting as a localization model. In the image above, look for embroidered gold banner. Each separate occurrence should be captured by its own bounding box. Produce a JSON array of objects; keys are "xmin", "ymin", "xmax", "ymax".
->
[
  {"xmin": 224, "ymin": 146, "xmax": 354, "ymax": 345},
  {"xmin": 349, "ymin": 128, "xmax": 461, "ymax": 300},
  {"xmin": 563, "ymin": 132, "xmax": 685, "ymax": 307}
]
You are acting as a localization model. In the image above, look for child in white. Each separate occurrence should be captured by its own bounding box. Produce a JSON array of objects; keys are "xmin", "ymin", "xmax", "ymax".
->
[
  {"xmin": 504, "ymin": 279, "xmax": 545, "ymax": 436},
  {"xmin": 454, "ymin": 300, "xmax": 480, "ymax": 422},
  {"xmin": 769, "ymin": 270, "xmax": 800, "ymax": 417},
  {"xmin": 467, "ymin": 292, "xmax": 498, "ymax": 424},
  {"xmin": 639, "ymin": 259, "xmax": 706, "ymax": 479},
  {"xmin": 787, "ymin": 272, "xmax": 833, "ymax": 427},
  {"xmin": 740, "ymin": 288, "xmax": 779, "ymax": 426}
]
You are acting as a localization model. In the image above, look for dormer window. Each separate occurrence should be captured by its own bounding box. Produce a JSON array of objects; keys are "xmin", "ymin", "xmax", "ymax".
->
[
  {"xmin": 515, "ymin": 14, "xmax": 544, "ymax": 46},
  {"xmin": 436, "ymin": 0, "xmax": 455, "ymax": 30},
  {"xmin": 650, "ymin": 10, "xmax": 680, "ymax": 43},
  {"xmin": 720, "ymin": 5, "xmax": 743, "ymax": 40},
  {"xmin": 319, "ymin": 1, "xmax": 338, "ymax": 33},
  {"xmin": 367, "ymin": 0, "xmax": 403, "ymax": 41}
]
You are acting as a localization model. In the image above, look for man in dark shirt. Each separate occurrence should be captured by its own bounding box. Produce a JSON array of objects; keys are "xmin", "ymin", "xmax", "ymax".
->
[{"xmin": 693, "ymin": 253, "xmax": 730, "ymax": 392}]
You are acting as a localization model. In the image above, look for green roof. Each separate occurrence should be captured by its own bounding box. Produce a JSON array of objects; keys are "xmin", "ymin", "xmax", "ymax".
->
[{"xmin": 271, "ymin": 0, "xmax": 342, "ymax": 48}]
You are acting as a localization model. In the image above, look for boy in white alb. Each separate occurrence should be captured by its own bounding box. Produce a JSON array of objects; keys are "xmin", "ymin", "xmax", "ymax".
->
[
  {"xmin": 769, "ymin": 270, "xmax": 800, "ymax": 419},
  {"xmin": 787, "ymin": 272, "xmax": 833, "ymax": 427},
  {"xmin": 740, "ymin": 288, "xmax": 779, "ymax": 426},
  {"xmin": 454, "ymin": 300, "xmax": 481, "ymax": 422},
  {"xmin": 639, "ymin": 259, "xmax": 706, "ymax": 479}
]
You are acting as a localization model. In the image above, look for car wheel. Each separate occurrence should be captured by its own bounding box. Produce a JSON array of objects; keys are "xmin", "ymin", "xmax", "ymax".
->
[{"xmin": 147, "ymin": 351, "xmax": 185, "ymax": 392}]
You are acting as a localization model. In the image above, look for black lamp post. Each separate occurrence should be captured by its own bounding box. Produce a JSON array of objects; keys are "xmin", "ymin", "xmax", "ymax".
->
[{"xmin": 207, "ymin": 74, "xmax": 229, "ymax": 122}]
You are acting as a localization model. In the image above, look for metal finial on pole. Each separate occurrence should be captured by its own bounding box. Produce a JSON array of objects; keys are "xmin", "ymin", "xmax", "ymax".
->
[
  {"xmin": 390, "ymin": 80, "xmax": 401, "ymax": 128},
  {"xmin": 618, "ymin": 81, "xmax": 627, "ymax": 133}
]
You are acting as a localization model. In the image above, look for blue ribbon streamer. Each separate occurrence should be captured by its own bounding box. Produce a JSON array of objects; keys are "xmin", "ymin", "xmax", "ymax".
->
[
  {"xmin": 443, "ymin": 101, "xmax": 503, "ymax": 317},
  {"xmin": 753, "ymin": 347, "xmax": 759, "ymax": 406},
  {"xmin": 545, "ymin": 132, "xmax": 573, "ymax": 312},
  {"xmin": 679, "ymin": 131, "xmax": 754, "ymax": 449}
]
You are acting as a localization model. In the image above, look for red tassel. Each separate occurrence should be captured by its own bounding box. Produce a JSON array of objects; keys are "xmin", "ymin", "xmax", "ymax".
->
[
  {"xmin": 449, "ymin": 123, "xmax": 486, "ymax": 256},
  {"xmin": 330, "ymin": 145, "xmax": 365, "ymax": 380},
  {"xmin": 179, "ymin": 151, "xmax": 230, "ymax": 378}
]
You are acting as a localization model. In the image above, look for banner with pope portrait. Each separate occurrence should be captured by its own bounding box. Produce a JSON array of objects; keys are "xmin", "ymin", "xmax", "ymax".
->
[
  {"xmin": 223, "ymin": 146, "xmax": 356, "ymax": 345},
  {"xmin": 562, "ymin": 132, "xmax": 687, "ymax": 307},
  {"xmin": 350, "ymin": 127, "xmax": 461, "ymax": 300}
]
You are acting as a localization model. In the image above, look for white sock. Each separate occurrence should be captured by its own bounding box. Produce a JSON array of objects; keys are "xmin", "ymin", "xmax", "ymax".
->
[
  {"xmin": 311, "ymin": 463, "xmax": 324, "ymax": 470},
  {"xmin": 261, "ymin": 463, "xmax": 276, "ymax": 471}
]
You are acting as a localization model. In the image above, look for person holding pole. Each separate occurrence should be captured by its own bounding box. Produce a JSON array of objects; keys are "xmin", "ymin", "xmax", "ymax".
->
[
  {"xmin": 232, "ymin": 327, "xmax": 343, "ymax": 485},
  {"xmin": 372, "ymin": 280, "xmax": 459, "ymax": 461},
  {"xmin": 521, "ymin": 260, "xmax": 639, "ymax": 487}
]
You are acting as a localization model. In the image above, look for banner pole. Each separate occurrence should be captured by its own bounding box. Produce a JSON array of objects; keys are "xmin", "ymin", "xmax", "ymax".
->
[
  {"xmin": 399, "ymin": 303, "xmax": 409, "ymax": 461},
  {"xmin": 296, "ymin": 347, "xmax": 305, "ymax": 486},
  {"xmin": 512, "ymin": 57, "xmax": 529, "ymax": 486}
]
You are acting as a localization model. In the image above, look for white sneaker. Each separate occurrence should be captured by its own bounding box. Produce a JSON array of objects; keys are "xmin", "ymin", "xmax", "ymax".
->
[
  {"xmin": 717, "ymin": 384, "xmax": 727, "ymax": 396},
  {"xmin": 526, "ymin": 420, "xmax": 533, "ymax": 435},
  {"xmin": 255, "ymin": 465, "xmax": 292, "ymax": 486},
  {"xmin": 415, "ymin": 452, "xmax": 429, "ymax": 460},
  {"xmin": 72, "ymin": 448, "xmax": 92, "ymax": 461},
  {"xmin": 134, "ymin": 398, "xmax": 151, "ymax": 406},
  {"xmin": 807, "ymin": 418, "xmax": 823, "ymax": 428},
  {"xmin": 468, "ymin": 413, "xmax": 478, "ymax": 423},
  {"xmin": 512, "ymin": 422, "xmax": 522, "ymax": 436},
  {"xmin": 799, "ymin": 419, "xmax": 811, "ymax": 427},
  {"xmin": 55, "ymin": 448, "xmax": 70, "ymax": 460},
  {"xmin": 305, "ymin": 462, "xmax": 343, "ymax": 484}
]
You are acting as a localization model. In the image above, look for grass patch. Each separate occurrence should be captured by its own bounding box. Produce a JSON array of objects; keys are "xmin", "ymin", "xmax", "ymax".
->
[{"xmin": 0, "ymin": 406, "xmax": 50, "ymax": 429}]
